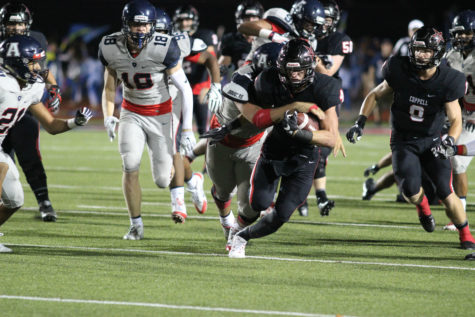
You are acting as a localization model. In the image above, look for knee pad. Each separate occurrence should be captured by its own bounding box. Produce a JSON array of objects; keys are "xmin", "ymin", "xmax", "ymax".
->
[
  {"xmin": 153, "ymin": 173, "xmax": 171, "ymax": 188},
  {"xmin": 121, "ymin": 153, "xmax": 141, "ymax": 173},
  {"xmin": 2, "ymin": 185, "xmax": 24, "ymax": 209}
]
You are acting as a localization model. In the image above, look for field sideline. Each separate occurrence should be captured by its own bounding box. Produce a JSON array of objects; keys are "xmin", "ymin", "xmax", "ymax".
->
[{"xmin": 0, "ymin": 128, "xmax": 474, "ymax": 317}]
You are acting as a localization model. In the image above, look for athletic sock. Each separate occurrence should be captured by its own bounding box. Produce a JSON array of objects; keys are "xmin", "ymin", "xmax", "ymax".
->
[
  {"xmin": 220, "ymin": 210, "xmax": 235, "ymax": 229},
  {"xmin": 170, "ymin": 186, "xmax": 186, "ymax": 213},
  {"xmin": 316, "ymin": 189, "xmax": 328, "ymax": 203},
  {"xmin": 456, "ymin": 221, "xmax": 475, "ymax": 243},
  {"xmin": 416, "ymin": 195, "xmax": 431, "ymax": 216},
  {"xmin": 130, "ymin": 215, "xmax": 143, "ymax": 227},
  {"xmin": 186, "ymin": 174, "xmax": 198, "ymax": 189}
]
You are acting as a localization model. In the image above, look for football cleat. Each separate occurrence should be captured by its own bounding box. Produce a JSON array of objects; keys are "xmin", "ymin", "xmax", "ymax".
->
[
  {"xmin": 318, "ymin": 199, "xmax": 334, "ymax": 217},
  {"xmin": 228, "ymin": 235, "xmax": 247, "ymax": 258},
  {"xmin": 298, "ymin": 200, "xmax": 309, "ymax": 216},
  {"xmin": 362, "ymin": 178, "xmax": 376, "ymax": 200},
  {"xmin": 465, "ymin": 252, "xmax": 475, "ymax": 260},
  {"xmin": 461, "ymin": 241, "xmax": 475, "ymax": 250},
  {"xmin": 0, "ymin": 243, "xmax": 12, "ymax": 253},
  {"xmin": 123, "ymin": 224, "xmax": 144, "ymax": 240},
  {"xmin": 418, "ymin": 214, "xmax": 436, "ymax": 232},
  {"xmin": 226, "ymin": 222, "xmax": 243, "ymax": 251},
  {"xmin": 172, "ymin": 211, "xmax": 187, "ymax": 224},
  {"xmin": 187, "ymin": 172, "xmax": 207, "ymax": 214},
  {"xmin": 443, "ymin": 222, "xmax": 457, "ymax": 231},
  {"xmin": 39, "ymin": 200, "xmax": 57, "ymax": 222}
]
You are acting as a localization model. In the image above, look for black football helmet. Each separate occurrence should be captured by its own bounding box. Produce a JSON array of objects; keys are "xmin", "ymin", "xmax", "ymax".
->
[
  {"xmin": 122, "ymin": 0, "xmax": 157, "ymax": 49},
  {"xmin": 155, "ymin": 7, "xmax": 172, "ymax": 34},
  {"xmin": 277, "ymin": 39, "xmax": 316, "ymax": 93},
  {"xmin": 252, "ymin": 42, "xmax": 284, "ymax": 72},
  {"xmin": 0, "ymin": 35, "xmax": 47, "ymax": 83},
  {"xmin": 290, "ymin": 0, "xmax": 326, "ymax": 39},
  {"xmin": 235, "ymin": 0, "xmax": 264, "ymax": 27},
  {"xmin": 0, "ymin": 2, "xmax": 32, "ymax": 37},
  {"xmin": 173, "ymin": 5, "xmax": 199, "ymax": 34},
  {"xmin": 449, "ymin": 10, "xmax": 475, "ymax": 53},
  {"xmin": 408, "ymin": 26, "xmax": 445, "ymax": 70},
  {"xmin": 320, "ymin": 0, "xmax": 340, "ymax": 36}
]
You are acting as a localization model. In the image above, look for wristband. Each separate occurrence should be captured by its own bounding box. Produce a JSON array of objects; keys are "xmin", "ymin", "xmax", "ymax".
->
[
  {"xmin": 356, "ymin": 115, "xmax": 367, "ymax": 129},
  {"xmin": 309, "ymin": 104, "xmax": 319, "ymax": 111},
  {"xmin": 67, "ymin": 118, "xmax": 77, "ymax": 129},
  {"xmin": 252, "ymin": 108, "xmax": 273, "ymax": 128},
  {"xmin": 456, "ymin": 145, "xmax": 464, "ymax": 155}
]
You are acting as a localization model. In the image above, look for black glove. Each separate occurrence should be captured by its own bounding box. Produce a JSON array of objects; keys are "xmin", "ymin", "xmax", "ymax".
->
[
  {"xmin": 432, "ymin": 135, "xmax": 456, "ymax": 159},
  {"xmin": 281, "ymin": 110, "xmax": 313, "ymax": 143},
  {"xmin": 465, "ymin": 121, "xmax": 475, "ymax": 133},
  {"xmin": 364, "ymin": 164, "xmax": 380, "ymax": 177},
  {"xmin": 46, "ymin": 85, "xmax": 62, "ymax": 112},
  {"xmin": 200, "ymin": 125, "xmax": 231, "ymax": 145},
  {"xmin": 346, "ymin": 115, "xmax": 367, "ymax": 143},
  {"xmin": 74, "ymin": 107, "xmax": 93, "ymax": 126}
]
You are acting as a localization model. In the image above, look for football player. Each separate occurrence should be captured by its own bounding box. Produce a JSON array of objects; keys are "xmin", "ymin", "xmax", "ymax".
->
[
  {"xmin": 173, "ymin": 5, "xmax": 221, "ymax": 136},
  {"xmin": 99, "ymin": 0, "xmax": 195, "ymax": 238},
  {"xmin": 156, "ymin": 7, "xmax": 222, "ymax": 222},
  {"xmin": 300, "ymin": 0, "xmax": 352, "ymax": 217},
  {"xmin": 346, "ymin": 27, "xmax": 475, "ymax": 250},
  {"xmin": 238, "ymin": 0, "xmax": 325, "ymax": 61},
  {"xmin": 393, "ymin": 19, "xmax": 424, "ymax": 57},
  {"xmin": 218, "ymin": 0, "xmax": 264, "ymax": 82},
  {"xmin": 0, "ymin": 35, "xmax": 92, "ymax": 253},
  {"xmin": 228, "ymin": 39, "xmax": 341, "ymax": 258},
  {"xmin": 441, "ymin": 10, "xmax": 475, "ymax": 231},
  {"xmin": 0, "ymin": 2, "xmax": 62, "ymax": 221}
]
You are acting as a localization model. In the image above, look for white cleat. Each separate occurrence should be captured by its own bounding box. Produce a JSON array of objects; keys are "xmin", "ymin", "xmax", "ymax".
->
[
  {"xmin": 443, "ymin": 222, "xmax": 457, "ymax": 231},
  {"xmin": 123, "ymin": 225, "xmax": 144, "ymax": 240},
  {"xmin": 226, "ymin": 222, "xmax": 242, "ymax": 251},
  {"xmin": 187, "ymin": 172, "xmax": 207, "ymax": 214},
  {"xmin": 0, "ymin": 243, "xmax": 12, "ymax": 253},
  {"xmin": 228, "ymin": 235, "xmax": 247, "ymax": 258}
]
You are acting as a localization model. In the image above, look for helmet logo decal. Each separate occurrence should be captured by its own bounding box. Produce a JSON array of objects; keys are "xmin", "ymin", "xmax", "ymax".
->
[
  {"xmin": 286, "ymin": 62, "xmax": 301, "ymax": 67},
  {"xmin": 8, "ymin": 14, "xmax": 23, "ymax": 22},
  {"xmin": 133, "ymin": 15, "xmax": 148, "ymax": 23},
  {"xmin": 6, "ymin": 43, "xmax": 20, "ymax": 57}
]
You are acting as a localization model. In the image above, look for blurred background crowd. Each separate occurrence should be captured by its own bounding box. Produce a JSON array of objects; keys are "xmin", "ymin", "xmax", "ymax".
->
[{"xmin": 17, "ymin": 0, "xmax": 471, "ymax": 123}]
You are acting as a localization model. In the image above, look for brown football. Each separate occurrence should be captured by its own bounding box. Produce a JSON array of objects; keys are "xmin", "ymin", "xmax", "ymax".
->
[{"xmin": 297, "ymin": 112, "xmax": 319, "ymax": 131}]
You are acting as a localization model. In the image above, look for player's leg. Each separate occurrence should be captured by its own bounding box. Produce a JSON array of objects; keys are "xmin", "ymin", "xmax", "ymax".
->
[
  {"xmin": 206, "ymin": 142, "xmax": 237, "ymax": 242},
  {"xmin": 6, "ymin": 112, "xmax": 55, "ymax": 221},
  {"xmin": 193, "ymin": 94, "xmax": 209, "ymax": 136},
  {"xmin": 0, "ymin": 151, "xmax": 24, "ymax": 252},
  {"xmin": 364, "ymin": 151, "xmax": 393, "ymax": 177},
  {"xmin": 118, "ymin": 111, "xmax": 146, "ymax": 239},
  {"xmin": 312, "ymin": 146, "xmax": 334, "ymax": 216},
  {"xmin": 362, "ymin": 171, "xmax": 396, "ymax": 200},
  {"xmin": 424, "ymin": 151, "xmax": 475, "ymax": 249},
  {"xmin": 183, "ymin": 147, "xmax": 207, "ymax": 214},
  {"xmin": 392, "ymin": 142, "xmax": 435, "ymax": 232}
]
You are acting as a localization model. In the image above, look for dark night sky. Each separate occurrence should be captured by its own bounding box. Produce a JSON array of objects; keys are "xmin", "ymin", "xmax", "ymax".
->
[{"xmin": 15, "ymin": 0, "xmax": 473, "ymax": 43}]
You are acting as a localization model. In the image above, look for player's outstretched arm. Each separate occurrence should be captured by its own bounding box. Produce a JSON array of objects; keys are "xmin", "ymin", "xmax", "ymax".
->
[
  {"xmin": 445, "ymin": 99, "xmax": 463, "ymax": 142},
  {"xmin": 102, "ymin": 67, "xmax": 119, "ymax": 142},
  {"xmin": 29, "ymin": 103, "xmax": 92, "ymax": 134},
  {"xmin": 238, "ymin": 19, "xmax": 288, "ymax": 43}
]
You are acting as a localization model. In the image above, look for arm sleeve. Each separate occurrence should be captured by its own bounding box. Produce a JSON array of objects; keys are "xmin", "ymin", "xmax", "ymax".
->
[{"xmin": 170, "ymin": 68, "xmax": 194, "ymax": 131}]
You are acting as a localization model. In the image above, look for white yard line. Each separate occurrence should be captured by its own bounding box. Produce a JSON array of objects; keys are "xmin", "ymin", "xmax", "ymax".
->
[
  {"xmin": 0, "ymin": 295, "xmax": 347, "ymax": 317},
  {"xmin": 3, "ymin": 243, "xmax": 474, "ymax": 272}
]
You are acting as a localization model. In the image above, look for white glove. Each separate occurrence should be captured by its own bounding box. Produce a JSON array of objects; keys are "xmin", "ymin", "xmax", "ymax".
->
[
  {"xmin": 204, "ymin": 83, "xmax": 222, "ymax": 114},
  {"xmin": 104, "ymin": 116, "xmax": 119, "ymax": 142},
  {"xmin": 180, "ymin": 130, "xmax": 196, "ymax": 157},
  {"xmin": 74, "ymin": 107, "xmax": 93, "ymax": 126}
]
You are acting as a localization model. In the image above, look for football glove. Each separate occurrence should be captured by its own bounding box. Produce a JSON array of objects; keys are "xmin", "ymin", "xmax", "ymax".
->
[
  {"xmin": 180, "ymin": 130, "xmax": 196, "ymax": 157},
  {"xmin": 104, "ymin": 116, "xmax": 119, "ymax": 142},
  {"xmin": 281, "ymin": 110, "xmax": 313, "ymax": 143},
  {"xmin": 465, "ymin": 121, "xmax": 475, "ymax": 133},
  {"xmin": 432, "ymin": 135, "xmax": 456, "ymax": 160},
  {"xmin": 45, "ymin": 85, "xmax": 62, "ymax": 113},
  {"xmin": 268, "ymin": 31, "xmax": 289, "ymax": 44},
  {"xmin": 200, "ymin": 125, "xmax": 230, "ymax": 145},
  {"xmin": 346, "ymin": 115, "xmax": 367, "ymax": 143},
  {"xmin": 74, "ymin": 107, "xmax": 93, "ymax": 126},
  {"xmin": 204, "ymin": 83, "xmax": 222, "ymax": 114}
]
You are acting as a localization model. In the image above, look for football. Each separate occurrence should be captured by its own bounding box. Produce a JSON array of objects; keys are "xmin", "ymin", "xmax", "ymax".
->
[{"xmin": 297, "ymin": 112, "xmax": 319, "ymax": 131}]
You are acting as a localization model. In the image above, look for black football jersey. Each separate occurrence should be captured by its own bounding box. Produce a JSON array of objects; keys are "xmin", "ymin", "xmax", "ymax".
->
[
  {"xmin": 219, "ymin": 31, "xmax": 251, "ymax": 70},
  {"xmin": 383, "ymin": 56, "xmax": 466, "ymax": 137},
  {"xmin": 316, "ymin": 31, "xmax": 352, "ymax": 79},
  {"xmin": 250, "ymin": 67, "xmax": 342, "ymax": 159},
  {"xmin": 183, "ymin": 28, "xmax": 218, "ymax": 86}
]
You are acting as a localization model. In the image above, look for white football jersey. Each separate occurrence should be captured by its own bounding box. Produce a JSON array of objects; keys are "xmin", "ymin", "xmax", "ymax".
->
[
  {"xmin": 0, "ymin": 67, "xmax": 44, "ymax": 145},
  {"xmin": 99, "ymin": 31, "xmax": 180, "ymax": 105},
  {"xmin": 446, "ymin": 48, "xmax": 475, "ymax": 119}
]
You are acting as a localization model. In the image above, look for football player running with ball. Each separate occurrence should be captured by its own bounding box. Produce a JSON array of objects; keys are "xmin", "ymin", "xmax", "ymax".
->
[{"xmin": 346, "ymin": 27, "xmax": 475, "ymax": 250}]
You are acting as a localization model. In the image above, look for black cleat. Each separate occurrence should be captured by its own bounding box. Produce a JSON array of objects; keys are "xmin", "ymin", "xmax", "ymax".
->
[
  {"xmin": 318, "ymin": 199, "xmax": 334, "ymax": 217},
  {"xmin": 362, "ymin": 178, "xmax": 376, "ymax": 200},
  {"xmin": 418, "ymin": 214, "xmax": 435, "ymax": 232},
  {"xmin": 298, "ymin": 200, "xmax": 308, "ymax": 217},
  {"xmin": 39, "ymin": 200, "xmax": 57, "ymax": 222},
  {"xmin": 461, "ymin": 241, "xmax": 475, "ymax": 250},
  {"xmin": 464, "ymin": 252, "xmax": 475, "ymax": 260}
]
